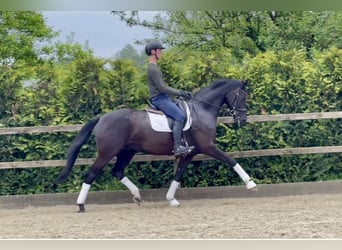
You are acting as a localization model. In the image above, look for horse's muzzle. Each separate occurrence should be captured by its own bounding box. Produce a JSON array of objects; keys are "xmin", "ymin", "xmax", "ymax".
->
[{"xmin": 235, "ymin": 116, "xmax": 247, "ymax": 127}]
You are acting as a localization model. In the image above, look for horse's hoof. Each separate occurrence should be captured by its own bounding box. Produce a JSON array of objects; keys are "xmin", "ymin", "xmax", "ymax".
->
[
  {"xmin": 78, "ymin": 204, "xmax": 85, "ymax": 213},
  {"xmin": 246, "ymin": 180, "xmax": 257, "ymax": 190},
  {"xmin": 168, "ymin": 199, "xmax": 180, "ymax": 207},
  {"xmin": 133, "ymin": 196, "xmax": 143, "ymax": 206}
]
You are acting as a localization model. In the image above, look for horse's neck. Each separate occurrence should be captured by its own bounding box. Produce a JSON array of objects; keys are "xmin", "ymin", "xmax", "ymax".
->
[{"xmin": 190, "ymin": 99, "xmax": 220, "ymax": 125}]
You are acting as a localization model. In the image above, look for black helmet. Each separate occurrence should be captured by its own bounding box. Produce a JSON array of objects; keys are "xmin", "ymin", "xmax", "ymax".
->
[{"xmin": 145, "ymin": 41, "xmax": 165, "ymax": 56}]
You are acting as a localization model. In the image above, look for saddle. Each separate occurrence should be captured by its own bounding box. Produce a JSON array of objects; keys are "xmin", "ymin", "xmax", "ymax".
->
[{"xmin": 146, "ymin": 100, "xmax": 192, "ymax": 132}]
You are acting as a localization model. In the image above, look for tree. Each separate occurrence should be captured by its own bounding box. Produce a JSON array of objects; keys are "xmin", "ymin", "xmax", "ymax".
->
[
  {"xmin": 114, "ymin": 43, "xmax": 146, "ymax": 70},
  {"xmin": 100, "ymin": 58, "xmax": 146, "ymax": 111},
  {"xmin": 61, "ymin": 55, "xmax": 104, "ymax": 122},
  {"xmin": 112, "ymin": 11, "xmax": 342, "ymax": 59},
  {"xmin": 0, "ymin": 11, "xmax": 56, "ymax": 122},
  {"xmin": 260, "ymin": 11, "xmax": 342, "ymax": 56},
  {"xmin": 0, "ymin": 11, "xmax": 56, "ymax": 66},
  {"xmin": 112, "ymin": 11, "xmax": 262, "ymax": 58}
]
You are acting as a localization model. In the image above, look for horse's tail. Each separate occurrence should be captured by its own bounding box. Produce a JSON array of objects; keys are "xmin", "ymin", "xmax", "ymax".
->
[{"xmin": 56, "ymin": 117, "xmax": 100, "ymax": 183}]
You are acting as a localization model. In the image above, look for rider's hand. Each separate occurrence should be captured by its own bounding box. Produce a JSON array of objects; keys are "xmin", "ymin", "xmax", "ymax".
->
[{"xmin": 181, "ymin": 91, "xmax": 192, "ymax": 100}]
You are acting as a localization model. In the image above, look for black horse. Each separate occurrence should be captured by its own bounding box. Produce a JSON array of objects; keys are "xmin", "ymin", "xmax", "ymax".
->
[{"xmin": 57, "ymin": 79, "xmax": 256, "ymax": 212}]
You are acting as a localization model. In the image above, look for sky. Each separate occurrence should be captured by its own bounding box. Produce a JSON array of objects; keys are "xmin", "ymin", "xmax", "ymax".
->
[{"xmin": 42, "ymin": 11, "xmax": 156, "ymax": 58}]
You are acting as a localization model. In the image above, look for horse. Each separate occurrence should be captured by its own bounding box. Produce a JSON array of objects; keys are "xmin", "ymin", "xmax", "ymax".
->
[{"xmin": 56, "ymin": 79, "xmax": 256, "ymax": 212}]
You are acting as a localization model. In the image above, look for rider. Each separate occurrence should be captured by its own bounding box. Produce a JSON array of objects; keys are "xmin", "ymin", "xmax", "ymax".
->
[{"xmin": 145, "ymin": 41, "xmax": 194, "ymax": 157}]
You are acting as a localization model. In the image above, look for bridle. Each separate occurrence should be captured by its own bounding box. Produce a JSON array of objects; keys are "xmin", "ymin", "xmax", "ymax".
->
[
  {"xmin": 191, "ymin": 88, "xmax": 247, "ymax": 118},
  {"xmin": 226, "ymin": 89, "xmax": 247, "ymax": 116}
]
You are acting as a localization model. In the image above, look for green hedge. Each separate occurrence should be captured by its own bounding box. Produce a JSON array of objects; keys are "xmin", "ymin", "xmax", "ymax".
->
[{"xmin": 0, "ymin": 48, "xmax": 341, "ymax": 195}]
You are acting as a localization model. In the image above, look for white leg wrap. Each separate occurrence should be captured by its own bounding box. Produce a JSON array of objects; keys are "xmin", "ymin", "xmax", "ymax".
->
[
  {"xmin": 77, "ymin": 183, "xmax": 91, "ymax": 205},
  {"xmin": 121, "ymin": 177, "xmax": 140, "ymax": 198},
  {"xmin": 166, "ymin": 180, "xmax": 180, "ymax": 201},
  {"xmin": 169, "ymin": 198, "xmax": 180, "ymax": 207},
  {"xmin": 246, "ymin": 180, "xmax": 257, "ymax": 189},
  {"xmin": 233, "ymin": 163, "xmax": 250, "ymax": 183},
  {"xmin": 233, "ymin": 164, "xmax": 256, "ymax": 189}
]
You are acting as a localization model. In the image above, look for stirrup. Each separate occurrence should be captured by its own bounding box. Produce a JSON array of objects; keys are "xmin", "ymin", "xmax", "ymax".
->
[{"xmin": 174, "ymin": 145, "xmax": 194, "ymax": 156}]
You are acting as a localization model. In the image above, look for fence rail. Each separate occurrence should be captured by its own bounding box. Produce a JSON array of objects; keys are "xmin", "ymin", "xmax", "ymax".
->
[
  {"xmin": 0, "ymin": 112, "xmax": 341, "ymax": 170},
  {"xmin": 1, "ymin": 111, "xmax": 341, "ymax": 135},
  {"xmin": 0, "ymin": 146, "xmax": 341, "ymax": 170}
]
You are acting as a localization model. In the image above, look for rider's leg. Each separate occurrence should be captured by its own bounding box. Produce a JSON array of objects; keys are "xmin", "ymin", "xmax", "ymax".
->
[
  {"xmin": 151, "ymin": 94, "xmax": 194, "ymax": 156},
  {"xmin": 172, "ymin": 120, "xmax": 194, "ymax": 156}
]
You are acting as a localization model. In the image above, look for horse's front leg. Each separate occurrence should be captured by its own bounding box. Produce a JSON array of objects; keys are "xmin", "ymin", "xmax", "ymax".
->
[
  {"xmin": 205, "ymin": 144, "xmax": 256, "ymax": 190},
  {"xmin": 166, "ymin": 155, "xmax": 194, "ymax": 207},
  {"xmin": 233, "ymin": 163, "xmax": 257, "ymax": 189}
]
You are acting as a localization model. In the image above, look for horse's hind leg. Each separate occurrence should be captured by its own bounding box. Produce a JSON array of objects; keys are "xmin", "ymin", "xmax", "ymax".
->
[
  {"xmin": 111, "ymin": 149, "xmax": 142, "ymax": 205},
  {"xmin": 76, "ymin": 155, "xmax": 113, "ymax": 212},
  {"xmin": 166, "ymin": 155, "xmax": 194, "ymax": 207}
]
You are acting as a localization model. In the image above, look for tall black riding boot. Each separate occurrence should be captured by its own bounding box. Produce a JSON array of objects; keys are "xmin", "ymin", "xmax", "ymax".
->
[{"xmin": 172, "ymin": 120, "xmax": 194, "ymax": 157}]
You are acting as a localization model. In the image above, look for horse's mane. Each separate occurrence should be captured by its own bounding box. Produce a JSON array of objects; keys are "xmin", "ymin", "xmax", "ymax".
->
[{"xmin": 194, "ymin": 79, "xmax": 244, "ymax": 97}]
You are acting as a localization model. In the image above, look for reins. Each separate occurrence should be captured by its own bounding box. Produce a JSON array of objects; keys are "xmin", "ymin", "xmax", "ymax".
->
[
  {"xmin": 190, "ymin": 88, "xmax": 247, "ymax": 115},
  {"xmin": 190, "ymin": 96, "xmax": 225, "ymax": 111}
]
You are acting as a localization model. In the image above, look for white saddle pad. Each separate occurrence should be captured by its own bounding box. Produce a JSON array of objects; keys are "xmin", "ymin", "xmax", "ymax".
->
[{"xmin": 147, "ymin": 102, "xmax": 192, "ymax": 132}]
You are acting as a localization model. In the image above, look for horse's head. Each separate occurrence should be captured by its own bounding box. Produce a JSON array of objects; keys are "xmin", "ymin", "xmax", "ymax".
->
[{"xmin": 225, "ymin": 81, "xmax": 248, "ymax": 127}]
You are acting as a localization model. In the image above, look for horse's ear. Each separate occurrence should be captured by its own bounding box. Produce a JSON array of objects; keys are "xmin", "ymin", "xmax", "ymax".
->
[{"xmin": 242, "ymin": 80, "xmax": 249, "ymax": 90}]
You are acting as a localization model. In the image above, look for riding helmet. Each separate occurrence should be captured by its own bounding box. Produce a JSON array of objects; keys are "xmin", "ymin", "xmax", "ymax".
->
[{"xmin": 145, "ymin": 41, "xmax": 165, "ymax": 55}]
